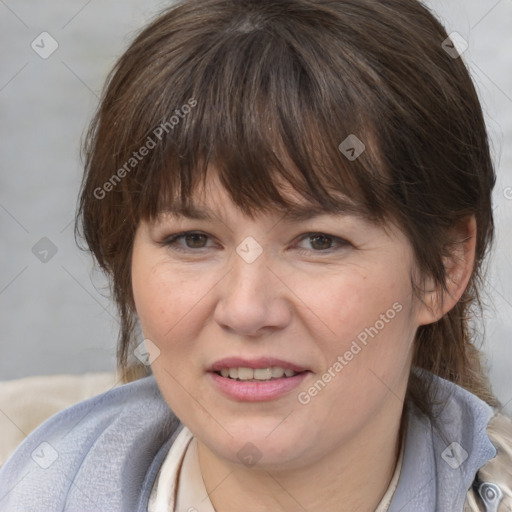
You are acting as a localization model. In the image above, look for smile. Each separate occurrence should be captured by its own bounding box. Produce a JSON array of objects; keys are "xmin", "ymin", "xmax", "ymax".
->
[
  {"xmin": 217, "ymin": 366, "xmax": 300, "ymax": 381},
  {"xmin": 209, "ymin": 370, "xmax": 311, "ymax": 401}
]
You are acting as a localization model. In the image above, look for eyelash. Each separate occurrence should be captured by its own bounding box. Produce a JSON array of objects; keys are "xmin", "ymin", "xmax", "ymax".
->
[
  {"xmin": 160, "ymin": 232, "xmax": 212, "ymax": 253},
  {"xmin": 159, "ymin": 231, "xmax": 350, "ymax": 256}
]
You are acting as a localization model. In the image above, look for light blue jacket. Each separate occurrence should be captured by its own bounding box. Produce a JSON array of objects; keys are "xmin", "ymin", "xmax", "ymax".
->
[{"xmin": 0, "ymin": 369, "xmax": 508, "ymax": 511}]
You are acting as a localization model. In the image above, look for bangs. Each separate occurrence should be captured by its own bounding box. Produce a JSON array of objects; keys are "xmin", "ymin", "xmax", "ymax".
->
[{"xmin": 121, "ymin": 5, "xmax": 395, "ymax": 224}]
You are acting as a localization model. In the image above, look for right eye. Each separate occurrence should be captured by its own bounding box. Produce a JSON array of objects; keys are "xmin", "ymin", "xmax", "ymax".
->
[{"xmin": 160, "ymin": 231, "xmax": 215, "ymax": 252}]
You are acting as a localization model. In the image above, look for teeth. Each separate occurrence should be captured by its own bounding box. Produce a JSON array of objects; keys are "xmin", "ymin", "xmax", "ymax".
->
[
  {"xmin": 254, "ymin": 368, "xmax": 272, "ymax": 380},
  {"xmin": 238, "ymin": 367, "xmax": 253, "ymax": 380},
  {"xmin": 271, "ymin": 367, "xmax": 284, "ymax": 378},
  {"xmin": 218, "ymin": 366, "xmax": 300, "ymax": 381}
]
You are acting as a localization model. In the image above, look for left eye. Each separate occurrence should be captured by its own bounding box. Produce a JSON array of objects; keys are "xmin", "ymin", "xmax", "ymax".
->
[{"xmin": 295, "ymin": 233, "xmax": 348, "ymax": 253}]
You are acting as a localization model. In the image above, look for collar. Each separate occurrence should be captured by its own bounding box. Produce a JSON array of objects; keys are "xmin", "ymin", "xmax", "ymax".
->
[{"xmin": 388, "ymin": 368, "xmax": 497, "ymax": 511}]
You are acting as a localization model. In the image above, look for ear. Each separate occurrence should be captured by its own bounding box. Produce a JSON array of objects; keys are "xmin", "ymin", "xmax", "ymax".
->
[{"xmin": 416, "ymin": 215, "xmax": 477, "ymax": 326}]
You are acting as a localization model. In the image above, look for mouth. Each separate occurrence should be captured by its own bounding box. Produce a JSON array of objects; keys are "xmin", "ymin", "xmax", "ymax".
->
[
  {"xmin": 208, "ymin": 357, "xmax": 310, "ymax": 379},
  {"xmin": 213, "ymin": 366, "xmax": 305, "ymax": 382},
  {"xmin": 207, "ymin": 357, "xmax": 312, "ymax": 401}
]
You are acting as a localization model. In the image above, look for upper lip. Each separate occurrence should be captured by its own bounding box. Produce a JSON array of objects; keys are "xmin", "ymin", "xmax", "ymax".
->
[{"xmin": 208, "ymin": 357, "xmax": 310, "ymax": 373}]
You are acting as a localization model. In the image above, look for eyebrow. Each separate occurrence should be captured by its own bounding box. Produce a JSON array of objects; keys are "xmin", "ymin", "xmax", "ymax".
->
[{"xmin": 159, "ymin": 200, "xmax": 363, "ymax": 223}]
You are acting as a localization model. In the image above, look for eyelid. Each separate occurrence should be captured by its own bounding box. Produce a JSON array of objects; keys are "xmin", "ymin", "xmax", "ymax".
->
[
  {"xmin": 160, "ymin": 231, "xmax": 217, "ymax": 252},
  {"xmin": 293, "ymin": 232, "xmax": 350, "ymax": 253}
]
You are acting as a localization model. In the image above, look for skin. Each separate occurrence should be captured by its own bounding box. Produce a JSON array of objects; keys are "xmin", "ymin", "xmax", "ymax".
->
[{"xmin": 131, "ymin": 169, "xmax": 476, "ymax": 512}]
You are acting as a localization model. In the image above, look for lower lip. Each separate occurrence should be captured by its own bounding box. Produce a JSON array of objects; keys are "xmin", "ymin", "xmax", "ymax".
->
[{"xmin": 208, "ymin": 371, "xmax": 311, "ymax": 401}]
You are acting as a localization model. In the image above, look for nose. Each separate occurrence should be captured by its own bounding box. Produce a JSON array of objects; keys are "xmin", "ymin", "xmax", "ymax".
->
[{"xmin": 213, "ymin": 253, "xmax": 292, "ymax": 337}]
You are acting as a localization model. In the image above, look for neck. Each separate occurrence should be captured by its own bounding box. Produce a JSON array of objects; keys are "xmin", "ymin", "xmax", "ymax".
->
[{"xmin": 197, "ymin": 400, "xmax": 407, "ymax": 512}]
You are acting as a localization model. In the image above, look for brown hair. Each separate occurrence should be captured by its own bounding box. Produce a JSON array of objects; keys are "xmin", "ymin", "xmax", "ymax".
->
[{"xmin": 76, "ymin": 0, "xmax": 500, "ymax": 413}]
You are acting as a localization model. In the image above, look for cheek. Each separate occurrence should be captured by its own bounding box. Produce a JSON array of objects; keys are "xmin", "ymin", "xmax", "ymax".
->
[
  {"xmin": 131, "ymin": 254, "xmax": 218, "ymax": 350},
  {"xmin": 132, "ymin": 256, "xmax": 182, "ymax": 337},
  {"xmin": 290, "ymin": 263, "xmax": 416, "ymax": 411},
  {"xmin": 132, "ymin": 261, "xmax": 171, "ymax": 335},
  {"xmin": 290, "ymin": 269, "xmax": 414, "ymax": 422},
  {"xmin": 288, "ymin": 262, "xmax": 412, "ymax": 347}
]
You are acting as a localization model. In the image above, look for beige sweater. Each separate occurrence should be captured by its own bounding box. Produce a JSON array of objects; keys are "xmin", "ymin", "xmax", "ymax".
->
[{"xmin": 0, "ymin": 372, "xmax": 118, "ymax": 467}]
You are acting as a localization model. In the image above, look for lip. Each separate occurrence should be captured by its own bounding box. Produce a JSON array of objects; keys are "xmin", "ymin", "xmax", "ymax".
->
[
  {"xmin": 208, "ymin": 357, "xmax": 310, "ymax": 373},
  {"xmin": 208, "ymin": 371, "xmax": 311, "ymax": 402}
]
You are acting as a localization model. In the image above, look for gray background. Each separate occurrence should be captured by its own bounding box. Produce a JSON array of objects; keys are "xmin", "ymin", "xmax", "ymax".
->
[{"xmin": 1, "ymin": 0, "xmax": 511, "ymax": 411}]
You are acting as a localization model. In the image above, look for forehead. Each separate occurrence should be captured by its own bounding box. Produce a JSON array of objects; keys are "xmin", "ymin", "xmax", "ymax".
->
[{"xmin": 156, "ymin": 167, "xmax": 367, "ymax": 223}]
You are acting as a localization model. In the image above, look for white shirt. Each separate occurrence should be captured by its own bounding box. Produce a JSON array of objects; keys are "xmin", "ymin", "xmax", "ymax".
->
[{"xmin": 148, "ymin": 425, "xmax": 404, "ymax": 512}]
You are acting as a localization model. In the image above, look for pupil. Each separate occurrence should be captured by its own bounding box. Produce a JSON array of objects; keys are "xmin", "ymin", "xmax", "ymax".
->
[
  {"xmin": 186, "ymin": 234, "xmax": 206, "ymax": 248},
  {"xmin": 311, "ymin": 235, "xmax": 331, "ymax": 250}
]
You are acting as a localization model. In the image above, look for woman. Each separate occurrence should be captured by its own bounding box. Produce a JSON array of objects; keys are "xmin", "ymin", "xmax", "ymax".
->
[{"xmin": 1, "ymin": 0, "xmax": 511, "ymax": 510}]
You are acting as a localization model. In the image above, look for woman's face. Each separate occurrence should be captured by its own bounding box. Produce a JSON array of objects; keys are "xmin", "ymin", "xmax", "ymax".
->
[{"xmin": 131, "ymin": 170, "xmax": 428, "ymax": 471}]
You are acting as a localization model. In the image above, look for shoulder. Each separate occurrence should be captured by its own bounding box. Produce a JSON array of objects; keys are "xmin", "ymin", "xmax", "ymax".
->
[
  {"xmin": 0, "ymin": 376, "xmax": 181, "ymax": 512},
  {"xmin": 390, "ymin": 370, "xmax": 509, "ymax": 512},
  {"xmin": 465, "ymin": 411, "xmax": 512, "ymax": 512}
]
